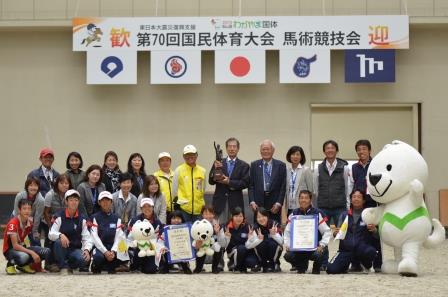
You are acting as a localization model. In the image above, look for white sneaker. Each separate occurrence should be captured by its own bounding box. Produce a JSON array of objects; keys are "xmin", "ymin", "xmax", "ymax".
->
[{"xmin": 360, "ymin": 264, "xmax": 371, "ymax": 274}]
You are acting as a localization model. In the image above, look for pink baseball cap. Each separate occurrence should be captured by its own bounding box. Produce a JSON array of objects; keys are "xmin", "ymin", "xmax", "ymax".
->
[{"xmin": 39, "ymin": 147, "xmax": 54, "ymax": 158}]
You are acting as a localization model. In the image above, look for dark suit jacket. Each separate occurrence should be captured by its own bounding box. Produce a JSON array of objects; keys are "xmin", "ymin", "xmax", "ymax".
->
[
  {"xmin": 27, "ymin": 167, "xmax": 60, "ymax": 197},
  {"xmin": 248, "ymin": 158, "xmax": 286, "ymax": 209},
  {"xmin": 126, "ymin": 171, "xmax": 146, "ymax": 197},
  {"xmin": 209, "ymin": 158, "xmax": 250, "ymax": 215}
]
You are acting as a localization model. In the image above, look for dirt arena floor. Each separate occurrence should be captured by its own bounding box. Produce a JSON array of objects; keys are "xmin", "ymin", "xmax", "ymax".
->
[{"xmin": 1, "ymin": 239, "xmax": 447, "ymax": 297}]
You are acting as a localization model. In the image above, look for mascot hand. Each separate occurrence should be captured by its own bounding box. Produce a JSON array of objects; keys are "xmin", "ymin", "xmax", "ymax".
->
[
  {"xmin": 196, "ymin": 249, "xmax": 205, "ymax": 257},
  {"xmin": 409, "ymin": 179, "xmax": 424, "ymax": 202},
  {"xmin": 362, "ymin": 208, "xmax": 379, "ymax": 225}
]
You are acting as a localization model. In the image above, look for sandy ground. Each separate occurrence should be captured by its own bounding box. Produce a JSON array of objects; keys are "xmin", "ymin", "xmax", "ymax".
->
[{"xmin": 0, "ymin": 239, "xmax": 447, "ymax": 297}]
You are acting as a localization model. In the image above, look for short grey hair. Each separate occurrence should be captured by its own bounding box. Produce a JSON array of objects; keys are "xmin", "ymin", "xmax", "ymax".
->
[{"xmin": 260, "ymin": 139, "xmax": 275, "ymax": 150}]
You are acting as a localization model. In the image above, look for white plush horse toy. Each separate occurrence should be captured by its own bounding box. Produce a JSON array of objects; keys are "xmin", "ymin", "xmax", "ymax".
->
[{"xmin": 362, "ymin": 140, "xmax": 445, "ymax": 276}]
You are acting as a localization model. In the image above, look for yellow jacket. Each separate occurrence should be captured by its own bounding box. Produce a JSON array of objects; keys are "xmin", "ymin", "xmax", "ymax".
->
[
  {"xmin": 173, "ymin": 163, "xmax": 206, "ymax": 215},
  {"xmin": 154, "ymin": 169, "xmax": 175, "ymax": 212}
]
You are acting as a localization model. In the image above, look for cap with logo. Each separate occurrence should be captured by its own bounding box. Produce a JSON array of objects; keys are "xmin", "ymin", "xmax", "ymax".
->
[
  {"xmin": 65, "ymin": 189, "xmax": 80, "ymax": 200},
  {"xmin": 183, "ymin": 145, "xmax": 197, "ymax": 155}
]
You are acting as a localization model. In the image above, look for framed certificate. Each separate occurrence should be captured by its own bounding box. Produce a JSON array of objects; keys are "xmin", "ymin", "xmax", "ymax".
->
[
  {"xmin": 289, "ymin": 214, "xmax": 318, "ymax": 251},
  {"xmin": 163, "ymin": 223, "xmax": 196, "ymax": 264}
]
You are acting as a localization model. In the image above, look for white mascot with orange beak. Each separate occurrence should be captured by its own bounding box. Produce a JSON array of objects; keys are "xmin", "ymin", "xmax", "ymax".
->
[{"xmin": 362, "ymin": 140, "xmax": 445, "ymax": 276}]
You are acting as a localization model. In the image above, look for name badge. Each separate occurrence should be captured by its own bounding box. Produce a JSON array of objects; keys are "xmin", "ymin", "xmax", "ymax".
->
[
  {"xmin": 110, "ymin": 223, "xmax": 117, "ymax": 229},
  {"xmin": 240, "ymin": 233, "xmax": 247, "ymax": 239}
]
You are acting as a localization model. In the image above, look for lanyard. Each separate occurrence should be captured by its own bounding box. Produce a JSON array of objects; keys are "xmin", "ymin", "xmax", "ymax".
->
[{"xmin": 290, "ymin": 169, "xmax": 297, "ymax": 197}]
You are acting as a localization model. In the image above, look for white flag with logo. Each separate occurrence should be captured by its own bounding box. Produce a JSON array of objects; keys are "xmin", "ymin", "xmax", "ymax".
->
[
  {"xmin": 86, "ymin": 50, "xmax": 137, "ymax": 84},
  {"xmin": 215, "ymin": 50, "xmax": 265, "ymax": 84},
  {"xmin": 150, "ymin": 51, "xmax": 201, "ymax": 84},
  {"xmin": 335, "ymin": 215, "xmax": 349, "ymax": 241},
  {"xmin": 279, "ymin": 49, "xmax": 330, "ymax": 83}
]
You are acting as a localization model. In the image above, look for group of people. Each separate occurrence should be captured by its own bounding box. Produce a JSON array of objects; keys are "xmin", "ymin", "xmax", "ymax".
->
[{"xmin": 3, "ymin": 138, "xmax": 382, "ymax": 275}]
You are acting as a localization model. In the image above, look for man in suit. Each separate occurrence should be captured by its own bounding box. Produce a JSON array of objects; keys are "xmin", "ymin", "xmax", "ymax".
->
[
  {"xmin": 249, "ymin": 139, "xmax": 286, "ymax": 223},
  {"xmin": 27, "ymin": 148, "xmax": 60, "ymax": 197},
  {"xmin": 209, "ymin": 137, "xmax": 250, "ymax": 223}
]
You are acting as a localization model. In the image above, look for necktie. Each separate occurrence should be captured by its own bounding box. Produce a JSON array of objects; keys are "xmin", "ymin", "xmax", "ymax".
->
[
  {"xmin": 122, "ymin": 201, "xmax": 129, "ymax": 226},
  {"xmin": 264, "ymin": 162, "xmax": 271, "ymax": 191},
  {"xmin": 228, "ymin": 160, "xmax": 235, "ymax": 177},
  {"xmin": 46, "ymin": 173, "xmax": 53, "ymax": 189}
]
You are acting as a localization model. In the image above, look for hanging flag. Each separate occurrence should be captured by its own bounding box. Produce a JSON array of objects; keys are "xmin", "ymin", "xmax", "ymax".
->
[
  {"xmin": 279, "ymin": 49, "xmax": 331, "ymax": 83},
  {"xmin": 215, "ymin": 50, "xmax": 265, "ymax": 84},
  {"xmin": 86, "ymin": 50, "xmax": 137, "ymax": 84},
  {"xmin": 335, "ymin": 215, "xmax": 349, "ymax": 241},
  {"xmin": 345, "ymin": 49, "xmax": 395, "ymax": 83},
  {"xmin": 150, "ymin": 50, "xmax": 202, "ymax": 84}
]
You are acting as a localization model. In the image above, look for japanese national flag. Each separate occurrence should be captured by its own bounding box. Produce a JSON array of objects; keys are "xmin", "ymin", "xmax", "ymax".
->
[
  {"xmin": 279, "ymin": 49, "xmax": 331, "ymax": 83},
  {"xmin": 150, "ymin": 50, "xmax": 201, "ymax": 84},
  {"xmin": 215, "ymin": 50, "xmax": 265, "ymax": 84},
  {"xmin": 86, "ymin": 50, "xmax": 137, "ymax": 84}
]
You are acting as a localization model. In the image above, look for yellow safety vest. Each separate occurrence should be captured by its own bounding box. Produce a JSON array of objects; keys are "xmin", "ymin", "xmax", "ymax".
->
[
  {"xmin": 154, "ymin": 169, "xmax": 175, "ymax": 212},
  {"xmin": 175, "ymin": 163, "xmax": 206, "ymax": 215}
]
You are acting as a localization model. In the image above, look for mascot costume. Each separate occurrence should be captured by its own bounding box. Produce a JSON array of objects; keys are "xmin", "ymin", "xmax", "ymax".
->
[{"xmin": 362, "ymin": 140, "xmax": 445, "ymax": 276}]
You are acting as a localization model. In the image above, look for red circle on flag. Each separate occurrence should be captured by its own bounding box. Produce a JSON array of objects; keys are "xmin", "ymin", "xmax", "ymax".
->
[{"xmin": 230, "ymin": 56, "xmax": 250, "ymax": 77}]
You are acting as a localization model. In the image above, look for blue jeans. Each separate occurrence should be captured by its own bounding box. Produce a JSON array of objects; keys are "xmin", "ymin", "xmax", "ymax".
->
[
  {"xmin": 52, "ymin": 239, "xmax": 89, "ymax": 269},
  {"xmin": 5, "ymin": 246, "xmax": 51, "ymax": 267}
]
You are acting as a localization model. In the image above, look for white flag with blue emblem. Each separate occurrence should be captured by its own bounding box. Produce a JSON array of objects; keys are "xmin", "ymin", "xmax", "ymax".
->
[
  {"xmin": 279, "ymin": 49, "xmax": 331, "ymax": 83},
  {"xmin": 150, "ymin": 51, "xmax": 201, "ymax": 84},
  {"xmin": 87, "ymin": 50, "xmax": 137, "ymax": 84}
]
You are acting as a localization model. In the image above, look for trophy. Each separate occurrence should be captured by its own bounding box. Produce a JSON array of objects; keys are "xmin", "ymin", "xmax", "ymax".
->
[{"xmin": 213, "ymin": 141, "xmax": 224, "ymax": 181}]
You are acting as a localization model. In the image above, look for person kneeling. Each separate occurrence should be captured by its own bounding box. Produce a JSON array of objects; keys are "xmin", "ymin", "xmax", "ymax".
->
[
  {"xmin": 251, "ymin": 207, "xmax": 283, "ymax": 273},
  {"xmin": 127, "ymin": 198, "xmax": 163, "ymax": 274},
  {"xmin": 327, "ymin": 190, "xmax": 378, "ymax": 274},
  {"xmin": 48, "ymin": 190, "xmax": 92, "ymax": 274},
  {"xmin": 90, "ymin": 191, "xmax": 126, "ymax": 274},
  {"xmin": 222, "ymin": 207, "xmax": 259, "ymax": 273},
  {"xmin": 283, "ymin": 190, "xmax": 331, "ymax": 274},
  {"xmin": 3, "ymin": 199, "xmax": 51, "ymax": 275}
]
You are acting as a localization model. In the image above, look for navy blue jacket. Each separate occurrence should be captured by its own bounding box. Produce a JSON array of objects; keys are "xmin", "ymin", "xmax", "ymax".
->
[
  {"xmin": 249, "ymin": 159, "xmax": 286, "ymax": 209},
  {"xmin": 225, "ymin": 222, "xmax": 250, "ymax": 253},
  {"xmin": 91, "ymin": 211, "xmax": 119, "ymax": 250},
  {"xmin": 55, "ymin": 209, "xmax": 86, "ymax": 249},
  {"xmin": 336, "ymin": 209, "xmax": 377, "ymax": 252},
  {"xmin": 253, "ymin": 219, "xmax": 282, "ymax": 245},
  {"xmin": 351, "ymin": 160, "xmax": 370, "ymax": 193},
  {"xmin": 351, "ymin": 159, "xmax": 377, "ymax": 208}
]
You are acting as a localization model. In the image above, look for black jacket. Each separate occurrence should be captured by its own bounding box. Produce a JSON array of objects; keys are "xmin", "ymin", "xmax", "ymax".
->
[{"xmin": 209, "ymin": 158, "xmax": 250, "ymax": 214}]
